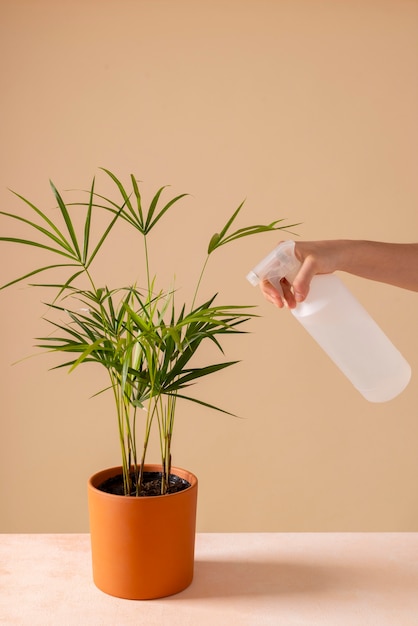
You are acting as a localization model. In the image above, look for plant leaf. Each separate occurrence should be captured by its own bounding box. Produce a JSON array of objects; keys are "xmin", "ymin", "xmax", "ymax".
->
[
  {"xmin": 49, "ymin": 180, "xmax": 81, "ymax": 259},
  {"xmin": 0, "ymin": 263, "xmax": 80, "ymax": 290},
  {"xmin": 82, "ymin": 177, "xmax": 95, "ymax": 263}
]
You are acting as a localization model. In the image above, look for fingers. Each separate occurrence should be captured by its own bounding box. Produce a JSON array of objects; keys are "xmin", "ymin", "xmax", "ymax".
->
[
  {"xmin": 260, "ymin": 279, "xmax": 284, "ymax": 307},
  {"xmin": 292, "ymin": 256, "xmax": 318, "ymax": 303},
  {"xmin": 260, "ymin": 278, "xmax": 297, "ymax": 309},
  {"xmin": 281, "ymin": 279, "xmax": 297, "ymax": 308}
]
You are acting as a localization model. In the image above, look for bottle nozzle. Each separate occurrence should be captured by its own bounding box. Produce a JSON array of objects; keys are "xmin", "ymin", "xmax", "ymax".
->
[
  {"xmin": 245, "ymin": 270, "xmax": 261, "ymax": 286},
  {"xmin": 246, "ymin": 241, "xmax": 301, "ymax": 290}
]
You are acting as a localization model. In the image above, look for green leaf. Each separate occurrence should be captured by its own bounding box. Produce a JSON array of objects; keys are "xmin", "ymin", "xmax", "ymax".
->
[
  {"xmin": 49, "ymin": 180, "xmax": 82, "ymax": 259},
  {"xmin": 207, "ymin": 233, "xmax": 220, "ymax": 254},
  {"xmin": 100, "ymin": 168, "xmax": 136, "ymax": 219},
  {"xmin": 82, "ymin": 177, "xmax": 95, "ymax": 263},
  {"xmin": 85, "ymin": 202, "xmax": 125, "ymax": 269},
  {"xmin": 0, "ymin": 263, "xmax": 80, "ymax": 290},
  {"xmin": 218, "ymin": 200, "xmax": 245, "ymax": 239},
  {"xmin": 130, "ymin": 174, "xmax": 145, "ymax": 229},
  {"xmin": 65, "ymin": 337, "xmax": 107, "ymax": 372},
  {"xmin": 0, "ymin": 236, "xmax": 78, "ymax": 259},
  {"xmin": 8, "ymin": 190, "xmax": 74, "ymax": 249},
  {"xmin": 207, "ymin": 198, "xmax": 301, "ymax": 254},
  {"xmin": 169, "ymin": 392, "xmax": 240, "ymax": 417},
  {"xmin": 146, "ymin": 192, "xmax": 189, "ymax": 233},
  {"xmin": 165, "ymin": 360, "xmax": 240, "ymax": 391},
  {"xmin": 0, "ymin": 209, "xmax": 74, "ymax": 254},
  {"xmin": 144, "ymin": 186, "xmax": 167, "ymax": 231}
]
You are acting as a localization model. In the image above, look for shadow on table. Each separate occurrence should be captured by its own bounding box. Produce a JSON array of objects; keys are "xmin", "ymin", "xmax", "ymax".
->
[
  {"xmin": 174, "ymin": 552, "xmax": 418, "ymax": 602},
  {"xmin": 176, "ymin": 559, "xmax": 338, "ymax": 600}
]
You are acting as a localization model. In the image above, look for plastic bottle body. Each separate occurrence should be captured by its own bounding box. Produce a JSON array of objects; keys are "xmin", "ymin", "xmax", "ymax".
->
[{"xmin": 292, "ymin": 274, "xmax": 411, "ymax": 402}]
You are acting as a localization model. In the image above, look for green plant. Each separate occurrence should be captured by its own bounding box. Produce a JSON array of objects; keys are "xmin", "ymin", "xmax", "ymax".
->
[{"xmin": 0, "ymin": 169, "xmax": 297, "ymax": 495}]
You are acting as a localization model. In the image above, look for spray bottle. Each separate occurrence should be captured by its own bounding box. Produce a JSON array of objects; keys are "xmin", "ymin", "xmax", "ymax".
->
[{"xmin": 246, "ymin": 240, "xmax": 411, "ymax": 402}]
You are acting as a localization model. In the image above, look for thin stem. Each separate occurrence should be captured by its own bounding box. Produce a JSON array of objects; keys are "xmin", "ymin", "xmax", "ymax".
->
[
  {"xmin": 137, "ymin": 399, "xmax": 157, "ymax": 495},
  {"xmin": 110, "ymin": 371, "xmax": 130, "ymax": 494},
  {"xmin": 191, "ymin": 254, "xmax": 210, "ymax": 310},
  {"xmin": 157, "ymin": 392, "xmax": 176, "ymax": 494},
  {"xmin": 144, "ymin": 234, "xmax": 151, "ymax": 296},
  {"xmin": 84, "ymin": 265, "xmax": 135, "ymax": 495}
]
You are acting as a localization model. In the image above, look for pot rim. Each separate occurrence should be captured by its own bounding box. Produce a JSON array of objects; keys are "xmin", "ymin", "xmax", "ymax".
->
[{"xmin": 88, "ymin": 464, "xmax": 198, "ymax": 500}]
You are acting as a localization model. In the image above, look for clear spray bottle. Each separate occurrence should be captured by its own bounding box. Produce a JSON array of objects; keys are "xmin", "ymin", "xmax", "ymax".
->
[{"xmin": 246, "ymin": 241, "xmax": 411, "ymax": 402}]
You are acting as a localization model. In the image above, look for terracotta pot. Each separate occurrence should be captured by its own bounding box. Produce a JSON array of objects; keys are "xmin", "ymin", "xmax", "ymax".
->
[{"xmin": 87, "ymin": 464, "xmax": 198, "ymax": 599}]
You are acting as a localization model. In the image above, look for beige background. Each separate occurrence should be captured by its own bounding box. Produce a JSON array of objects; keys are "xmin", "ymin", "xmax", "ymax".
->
[{"xmin": 1, "ymin": 0, "xmax": 417, "ymax": 533}]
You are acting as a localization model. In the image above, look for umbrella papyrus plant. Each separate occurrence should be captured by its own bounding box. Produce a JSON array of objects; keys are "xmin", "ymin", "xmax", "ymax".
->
[{"xmin": 0, "ymin": 169, "xmax": 299, "ymax": 495}]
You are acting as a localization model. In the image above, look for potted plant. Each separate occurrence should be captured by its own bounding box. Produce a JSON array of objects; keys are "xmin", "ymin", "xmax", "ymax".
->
[{"xmin": 0, "ymin": 169, "xmax": 296, "ymax": 599}]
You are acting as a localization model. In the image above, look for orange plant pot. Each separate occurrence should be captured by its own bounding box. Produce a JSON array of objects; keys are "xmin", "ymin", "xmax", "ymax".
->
[{"xmin": 87, "ymin": 464, "xmax": 198, "ymax": 600}]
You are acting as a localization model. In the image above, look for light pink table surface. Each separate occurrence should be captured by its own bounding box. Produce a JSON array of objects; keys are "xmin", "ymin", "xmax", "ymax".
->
[{"xmin": 1, "ymin": 533, "xmax": 418, "ymax": 625}]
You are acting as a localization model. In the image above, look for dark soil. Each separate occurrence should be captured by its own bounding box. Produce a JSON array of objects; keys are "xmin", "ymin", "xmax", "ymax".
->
[{"xmin": 98, "ymin": 471, "xmax": 191, "ymax": 497}]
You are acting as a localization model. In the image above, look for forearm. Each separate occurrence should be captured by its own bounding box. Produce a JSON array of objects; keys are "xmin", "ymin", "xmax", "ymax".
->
[{"xmin": 323, "ymin": 240, "xmax": 418, "ymax": 292}]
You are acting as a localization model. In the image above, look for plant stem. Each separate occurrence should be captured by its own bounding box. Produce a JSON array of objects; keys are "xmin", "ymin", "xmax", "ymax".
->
[
  {"xmin": 191, "ymin": 255, "xmax": 210, "ymax": 310},
  {"xmin": 137, "ymin": 399, "xmax": 156, "ymax": 495}
]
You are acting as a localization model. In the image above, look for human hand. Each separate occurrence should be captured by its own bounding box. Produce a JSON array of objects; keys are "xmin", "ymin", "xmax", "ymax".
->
[{"xmin": 260, "ymin": 240, "xmax": 341, "ymax": 308}]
